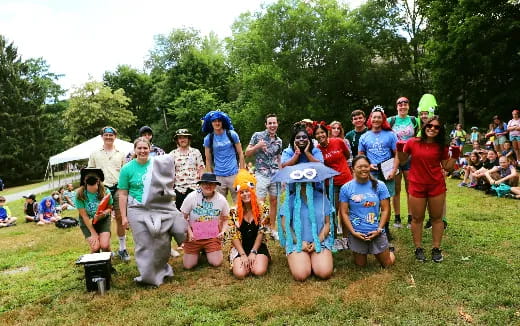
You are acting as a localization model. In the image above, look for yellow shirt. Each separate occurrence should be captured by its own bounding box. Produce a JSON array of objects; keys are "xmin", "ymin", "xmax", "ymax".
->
[{"xmin": 88, "ymin": 148, "xmax": 126, "ymax": 187}]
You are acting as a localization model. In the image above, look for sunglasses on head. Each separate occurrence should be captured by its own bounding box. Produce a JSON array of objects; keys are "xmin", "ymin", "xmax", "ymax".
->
[
  {"xmin": 425, "ymin": 123, "xmax": 441, "ymax": 130},
  {"xmin": 103, "ymin": 127, "xmax": 115, "ymax": 134},
  {"xmin": 371, "ymin": 105, "xmax": 384, "ymax": 113},
  {"xmin": 397, "ymin": 100, "xmax": 409, "ymax": 105}
]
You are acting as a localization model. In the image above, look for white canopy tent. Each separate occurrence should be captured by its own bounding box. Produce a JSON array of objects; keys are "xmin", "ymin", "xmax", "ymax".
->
[{"xmin": 46, "ymin": 135, "xmax": 134, "ymax": 186}]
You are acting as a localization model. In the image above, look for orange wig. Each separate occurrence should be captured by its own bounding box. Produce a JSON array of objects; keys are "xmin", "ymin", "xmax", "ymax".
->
[{"xmin": 233, "ymin": 169, "xmax": 261, "ymax": 226}]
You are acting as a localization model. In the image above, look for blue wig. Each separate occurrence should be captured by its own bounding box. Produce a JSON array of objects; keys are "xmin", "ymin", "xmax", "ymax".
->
[
  {"xmin": 201, "ymin": 111, "xmax": 234, "ymax": 134},
  {"xmin": 39, "ymin": 196, "xmax": 56, "ymax": 214}
]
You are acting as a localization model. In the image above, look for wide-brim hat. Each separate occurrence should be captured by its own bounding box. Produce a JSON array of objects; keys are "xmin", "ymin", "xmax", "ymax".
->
[
  {"xmin": 471, "ymin": 126, "xmax": 478, "ymax": 130},
  {"xmin": 174, "ymin": 128, "xmax": 192, "ymax": 138},
  {"xmin": 80, "ymin": 168, "xmax": 105, "ymax": 186},
  {"xmin": 197, "ymin": 173, "xmax": 221, "ymax": 185}
]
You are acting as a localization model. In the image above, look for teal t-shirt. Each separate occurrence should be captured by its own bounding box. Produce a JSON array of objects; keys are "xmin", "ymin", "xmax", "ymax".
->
[
  {"xmin": 75, "ymin": 188, "xmax": 113, "ymax": 219},
  {"xmin": 118, "ymin": 159, "xmax": 151, "ymax": 203},
  {"xmin": 391, "ymin": 116, "xmax": 416, "ymax": 141}
]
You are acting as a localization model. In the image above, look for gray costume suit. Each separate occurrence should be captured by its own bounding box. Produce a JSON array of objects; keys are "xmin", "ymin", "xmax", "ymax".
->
[{"xmin": 127, "ymin": 155, "xmax": 187, "ymax": 286}]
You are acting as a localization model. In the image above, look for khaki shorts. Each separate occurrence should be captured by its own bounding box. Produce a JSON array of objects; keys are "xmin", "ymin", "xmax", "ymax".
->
[{"xmin": 183, "ymin": 237, "xmax": 222, "ymax": 255}]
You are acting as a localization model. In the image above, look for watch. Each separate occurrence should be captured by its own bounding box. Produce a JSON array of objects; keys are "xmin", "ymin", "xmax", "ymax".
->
[
  {"xmin": 377, "ymin": 228, "xmax": 385, "ymax": 234},
  {"xmin": 250, "ymin": 249, "xmax": 258, "ymax": 254}
]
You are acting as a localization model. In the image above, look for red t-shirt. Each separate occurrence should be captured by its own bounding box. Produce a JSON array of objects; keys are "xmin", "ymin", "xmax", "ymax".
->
[
  {"xmin": 317, "ymin": 138, "xmax": 353, "ymax": 185},
  {"xmin": 404, "ymin": 138, "xmax": 449, "ymax": 184}
]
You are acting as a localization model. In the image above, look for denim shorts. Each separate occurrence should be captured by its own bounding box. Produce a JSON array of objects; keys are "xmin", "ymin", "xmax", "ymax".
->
[{"xmin": 510, "ymin": 135, "xmax": 520, "ymax": 142}]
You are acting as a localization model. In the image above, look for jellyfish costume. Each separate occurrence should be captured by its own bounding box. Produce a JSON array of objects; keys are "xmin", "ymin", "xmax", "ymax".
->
[
  {"xmin": 417, "ymin": 93, "xmax": 438, "ymax": 117},
  {"xmin": 271, "ymin": 162, "xmax": 339, "ymax": 254},
  {"xmin": 201, "ymin": 110, "xmax": 235, "ymax": 134}
]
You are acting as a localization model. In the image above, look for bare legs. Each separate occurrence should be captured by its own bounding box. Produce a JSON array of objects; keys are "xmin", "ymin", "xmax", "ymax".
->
[
  {"xmin": 287, "ymin": 250, "xmax": 333, "ymax": 281},
  {"xmin": 410, "ymin": 192, "xmax": 445, "ymax": 249}
]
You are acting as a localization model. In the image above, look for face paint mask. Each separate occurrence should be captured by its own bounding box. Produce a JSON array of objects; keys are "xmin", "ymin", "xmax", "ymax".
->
[
  {"xmin": 86, "ymin": 176, "xmax": 98, "ymax": 186},
  {"xmin": 53, "ymin": 195, "xmax": 59, "ymax": 200}
]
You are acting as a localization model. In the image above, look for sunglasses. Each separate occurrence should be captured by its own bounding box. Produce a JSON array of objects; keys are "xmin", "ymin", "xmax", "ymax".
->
[
  {"xmin": 371, "ymin": 105, "xmax": 385, "ymax": 113},
  {"xmin": 425, "ymin": 123, "xmax": 441, "ymax": 130},
  {"xmin": 0, "ymin": 200, "xmax": 5, "ymax": 202},
  {"xmin": 397, "ymin": 100, "xmax": 409, "ymax": 105},
  {"xmin": 103, "ymin": 127, "xmax": 115, "ymax": 134}
]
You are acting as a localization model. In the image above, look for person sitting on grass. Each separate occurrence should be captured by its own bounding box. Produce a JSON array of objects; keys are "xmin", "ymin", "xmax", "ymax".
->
[
  {"xmin": 501, "ymin": 141, "xmax": 517, "ymax": 166},
  {"xmin": 75, "ymin": 168, "xmax": 113, "ymax": 254},
  {"xmin": 459, "ymin": 151, "xmax": 483, "ymax": 187},
  {"xmin": 23, "ymin": 193, "xmax": 39, "ymax": 222},
  {"xmin": 62, "ymin": 183, "xmax": 77, "ymax": 211},
  {"xmin": 473, "ymin": 149, "xmax": 500, "ymax": 188},
  {"xmin": 227, "ymin": 170, "xmax": 270, "ymax": 279},
  {"xmin": 37, "ymin": 196, "xmax": 61, "ymax": 225},
  {"xmin": 506, "ymin": 186, "xmax": 520, "ymax": 199},
  {"xmin": 484, "ymin": 156, "xmax": 519, "ymax": 187},
  {"xmin": 180, "ymin": 173, "xmax": 230, "ymax": 270},
  {"xmin": 339, "ymin": 155, "xmax": 395, "ymax": 268},
  {"xmin": 0, "ymin": 196, "xmax": 17, "ymax": 227}
]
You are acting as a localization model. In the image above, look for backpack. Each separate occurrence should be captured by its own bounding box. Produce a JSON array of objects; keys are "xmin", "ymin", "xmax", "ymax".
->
[
  {"xmin": 491, "ymin": 183, "xmax": 511, "ymax": 198},
  {"xmin": 0, "ymin": 207, "xmax": 7, "ymax": 220},
  {"xmin": 55, "ymin": 217, "xmax": 79, "ymax": 228},
  {"xmin": 389, "ymin": 115, "xmax": 419, "ymax": 135}
]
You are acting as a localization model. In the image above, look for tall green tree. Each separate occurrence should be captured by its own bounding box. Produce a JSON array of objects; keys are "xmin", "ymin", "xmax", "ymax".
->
[
  {"xmin": 424, "ymin": 0, "xmax": 520, "ymax": 125},
  {"xmin": 103, "ymin": 65, "xmax": 157, "ymax": 137},
  {"xmin": 146, "ymin": 28, "xmax": 232, "ymax": 148},
  {"xmin": 0, "ymin": 36, "xmax": 64, "ymax": 184},
  {"xmin": 63, "ymin": 80, "xmax": 135, "ymax": 143}
]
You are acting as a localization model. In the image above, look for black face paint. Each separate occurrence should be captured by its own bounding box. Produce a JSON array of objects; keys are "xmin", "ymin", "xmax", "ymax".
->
[{"xmin": 86, "ymin": 176, "xmax": 98, "ymax": 186}]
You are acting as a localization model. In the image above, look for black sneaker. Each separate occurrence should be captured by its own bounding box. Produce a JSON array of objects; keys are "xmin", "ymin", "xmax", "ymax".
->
[
  {"xmin": 432, "ymin": 247, "xmax": 443, "ymax": 263},
  {"xmin": 443, "ymin": 220, "xmax": 448, "ymax": 230},
  {"xmin": 393, "ymin": 216, "xmax": 402, "ymax": 228},
  {"xmin": 415, "ymin": 248, "xmax": 426, "ymax": 262},
  {"xmin": 424, "ymin": 220, "xmax": 432, "ymax": 229}
]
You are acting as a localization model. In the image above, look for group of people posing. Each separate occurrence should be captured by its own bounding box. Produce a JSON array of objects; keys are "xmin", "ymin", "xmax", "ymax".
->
[{"xmin": 31, "ymin": 93, "xmax": 515, "ymax": 285}]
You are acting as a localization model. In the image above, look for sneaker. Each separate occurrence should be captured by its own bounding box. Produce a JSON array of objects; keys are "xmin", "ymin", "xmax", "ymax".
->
[
  {"xmin": 170, "ymin": 249, "xmax": 180, "ymax": 257},
  {"xmin": 388, "ymin": 243, "xmax": 395, "ymax": 253},
  {"xmin": 431, "ymin": 247, "xmax": 443, "ymax": 263},
  {"xmin": 443, "ymin": 220, "xmax": 448, "ymax": 230},
  {"xmin": 458, "ymin": 182, "xmax": 467, "ymax": 187},
  {"xmin": 333, "ymin": 239, "xmax": 345, "ymax": 251},
  {"xmin": 414, "ymin": 247, "xmax": 426, "ymax": 262},
  {"xmin": 424, "ymin": 220, "xmax": 432, "ymax": 229},
  {"xmin": 393, "ymin": 216, "xmax": 402, "ymax": 228},
  {"xmin": 117, "ymin": 249, "xmax": 131, "ymax": 262},
  {"xmin": 340, "ymin": 237, "xmax": 349, "ymax": 250},
  {"xmin": 271, "ymin": 230, "xmax": 279, "ymax": 241},
  {"xmin": 407, "ymin": 215, "xmax": 412, "ymax": 229},
  {"xmin": 468, "ymin": 182, "xmax": 477, "ymax": 188}
]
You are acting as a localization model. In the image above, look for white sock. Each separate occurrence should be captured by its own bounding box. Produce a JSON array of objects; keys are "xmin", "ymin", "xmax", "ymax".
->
[{"xmin": 119, "ymin": 236, "xmax": 126, "ymax": 251}]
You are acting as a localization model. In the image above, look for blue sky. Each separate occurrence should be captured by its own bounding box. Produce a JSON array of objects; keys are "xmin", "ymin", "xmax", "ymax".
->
[{"xmin": 0, "ymin": 0, "xmax": 363, "ymax": 93}]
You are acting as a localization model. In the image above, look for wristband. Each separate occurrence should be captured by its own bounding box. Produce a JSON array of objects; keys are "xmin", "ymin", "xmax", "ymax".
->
[
  {"xmin": 250, "ymin": 249, "xmax": 258, "ymax": 254},
  {"xmin": 377, "ymin": 228, "xmax": 385, "ymax": 234}
]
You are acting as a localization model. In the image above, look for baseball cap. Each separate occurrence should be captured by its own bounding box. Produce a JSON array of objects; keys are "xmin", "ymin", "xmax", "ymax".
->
[{"xmin": 23, "ymin": 193, "xmax": 36, "ymax": 200}]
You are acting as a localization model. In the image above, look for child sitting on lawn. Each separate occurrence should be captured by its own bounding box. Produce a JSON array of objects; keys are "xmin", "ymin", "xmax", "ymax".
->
[
  {"xmin": 459, "ymin": 151, "xmax": 483, "ymax": 187},
  {"xmin": 37, "ymin": 196, "xmax": 61, "ymax": 225},
  {"xmin": 23, "ymin": 194, "xmax": 39, "ymax": 222},
  {"xmin": 0, "ymin": 196, "xmax": 17, "ymax": 227},
  {"xmin": 485, "ymin": 156, "xmax": 518, "ymax": 187}
]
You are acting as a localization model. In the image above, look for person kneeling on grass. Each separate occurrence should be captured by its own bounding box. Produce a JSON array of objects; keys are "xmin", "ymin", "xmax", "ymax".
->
[
  {"xmin": 75, "ymin": 168, "xmax": 112, "ymax": 253},
  {"xmin": 339, "ymin": 155, "xmax": 395, "ymax": 268},
  {"xmin": 227, "ymin": 170, "xmax": 270, "ymax": 279},
  {"xmin": 279, "ymin": 170, "xmax": 334, "ymax": 282},
  {"xmin": 37, "ymin": 196, "xmax": 61, "ymax": 225},
  {"xmin": 180, "ymin": 173, "xmax": 230, "ymax": 269}
]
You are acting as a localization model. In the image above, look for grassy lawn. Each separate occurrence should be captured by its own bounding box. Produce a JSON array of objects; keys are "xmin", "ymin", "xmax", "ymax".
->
[{"xmin": 0, "ymin": 178, "xmax": 518, "ymax": 325}]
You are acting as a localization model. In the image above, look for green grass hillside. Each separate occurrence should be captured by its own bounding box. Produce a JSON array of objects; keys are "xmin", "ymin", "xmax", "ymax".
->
[{"xmin": 0, "ymin": 178, "xmax": 518, "ymax": 325}]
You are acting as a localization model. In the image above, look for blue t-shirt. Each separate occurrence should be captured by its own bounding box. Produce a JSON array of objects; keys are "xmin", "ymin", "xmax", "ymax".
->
[
  {"xmin": 118, "ymin": 159, "xmax": 151, "ymax": 203},
  {"xmin": 281, "ymin": 147, "xmax": 324, "ymax": 165},
  {"xmin": 358, "ymin": 130, "xmax": 397, "ymax": 165},
  {"xmin": 339, "ymin": 179, "xmax": 390, "ymax": 234},
  {"xmin": 283, "ymin": 191, "xmax": 333, "ymax": 246},
  {"xmin": 203, "ymin": 130, "xmax": 240, "ymax": 177},
  {"xmin": 494, "ymin": 122, "xmax": 508, "ymax": 135}
]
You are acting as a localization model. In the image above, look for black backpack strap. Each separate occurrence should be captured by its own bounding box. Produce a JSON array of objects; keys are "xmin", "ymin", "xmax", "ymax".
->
[{"xmin": 210, "ymin": 130, "xmax": 239, "ymax": 166}]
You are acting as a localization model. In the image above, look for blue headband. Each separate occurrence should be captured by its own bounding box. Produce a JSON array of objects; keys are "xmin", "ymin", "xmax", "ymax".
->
[{"xmin": 103, "ymin": 127, "xmax": 115, "ymax": 134}]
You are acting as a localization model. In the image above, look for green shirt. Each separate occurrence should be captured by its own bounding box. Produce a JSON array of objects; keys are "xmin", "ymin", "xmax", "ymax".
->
[
  {"xmin": 118, "ymin": 159, "xmax": 151, "ymax": 203},
  {"xmin": 75, "ymin": 188, "xmax": 113, "ymax": 220}
]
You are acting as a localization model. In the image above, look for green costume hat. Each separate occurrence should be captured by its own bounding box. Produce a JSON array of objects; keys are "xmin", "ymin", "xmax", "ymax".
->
[{"xmin": 417, "ymin": 94, "xmax": 437, "ymax": 117}]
